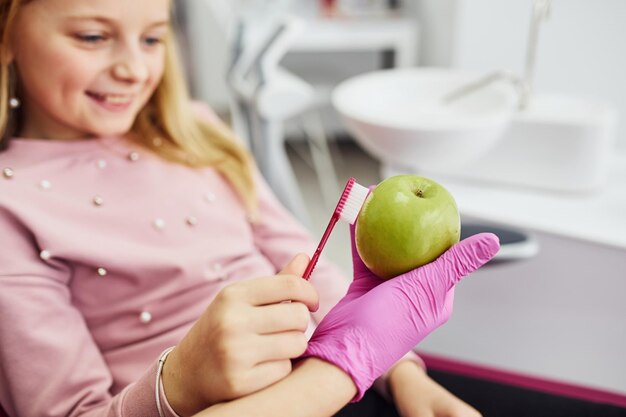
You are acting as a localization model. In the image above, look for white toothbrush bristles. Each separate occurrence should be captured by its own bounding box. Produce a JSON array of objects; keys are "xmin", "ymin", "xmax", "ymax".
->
[
  {"xmin": 303, "ymin": 178, "xmax": 370, "ymax": 279},
  {"xmin": 338, "ymin": 181, "xmax": 369, "ymax": 224}
]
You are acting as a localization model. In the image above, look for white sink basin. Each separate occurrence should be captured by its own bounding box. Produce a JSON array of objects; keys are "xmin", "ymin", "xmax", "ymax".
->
[
  {"xmin": 414, "ymin": 93, "xmax": 619, "ymax": 192},
  {"xmin": 332, "ymin": 67, "xmax": 517, "ymax": 170}
]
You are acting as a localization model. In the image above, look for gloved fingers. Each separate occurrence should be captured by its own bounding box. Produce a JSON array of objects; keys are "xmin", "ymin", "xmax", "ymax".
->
[
  {"xmin": 345, "ymin": 274, "xmax": 381, "ymax": 301},
  {"xmin": 442, "ymin": 287, "xmax": 455, "ymax": 320},
  {"xmin": 349, "ymin": 223, "xmax": 368, "ymax": 274},
  {"xmin": 349, "ymin": 185, "xmax": 376, "ymax": 277},
  {"xmin": 346, "ymin": 224, "xmax": 380, "ymax": 300},
  {"xmin": 432, "ymin": 232, "xmax": 500, "ymax": 289}
]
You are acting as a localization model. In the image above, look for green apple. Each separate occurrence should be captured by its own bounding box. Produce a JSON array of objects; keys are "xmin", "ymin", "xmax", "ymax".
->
[{"xmin": 355, "ymin": 174, "xmax": 460, "ymax": 280}]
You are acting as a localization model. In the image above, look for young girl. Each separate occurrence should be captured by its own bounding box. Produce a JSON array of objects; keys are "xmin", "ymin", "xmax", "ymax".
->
[{"xmin": 0, "ymin": 0, "xmax": 499, "ymax": 416}]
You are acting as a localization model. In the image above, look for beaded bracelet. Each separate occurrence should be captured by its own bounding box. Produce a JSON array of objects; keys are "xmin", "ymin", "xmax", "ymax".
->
[{"xmin": 155, "ymin": 346, "xmax": 175, "ymax": 417}]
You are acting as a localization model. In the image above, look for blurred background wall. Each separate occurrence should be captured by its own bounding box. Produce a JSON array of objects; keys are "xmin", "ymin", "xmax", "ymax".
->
[{"xmin": 178, "ymin": 0, "xmax": 625, "ymax": 150}]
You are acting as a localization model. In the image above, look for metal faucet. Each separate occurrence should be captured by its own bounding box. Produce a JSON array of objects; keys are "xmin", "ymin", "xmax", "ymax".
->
[
  {"xmin": 442, "ymin": 0, "xmax": 553, "ymax": 110},
  {"xmin": 523, "ymin": 0, "xmax": 552, "ymax": 108}
]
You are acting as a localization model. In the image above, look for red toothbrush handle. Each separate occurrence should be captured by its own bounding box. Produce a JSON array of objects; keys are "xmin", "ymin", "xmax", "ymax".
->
[{"xmin": 303, "ymin": 214, "xmax": 339, "ymax": 279}]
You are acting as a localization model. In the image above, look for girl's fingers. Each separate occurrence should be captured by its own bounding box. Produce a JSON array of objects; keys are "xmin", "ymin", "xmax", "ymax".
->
[
  {"xmin": 251, "ymin": 302, "xmax": 311, "ymax": 334},
  {"xmin": 234, "ymin": 274, "xmax": 319, "ymax": 311},
  {"xmin": 244, "ymin": 360, "xmax": 293, "ymax": 394},
  {"xmin": 253, "ymin": 331, "xmax": 309, "ymax": 363},
  {"xmin": 278, "ymin": 253, "xmax": 310, "ymax": 276}
]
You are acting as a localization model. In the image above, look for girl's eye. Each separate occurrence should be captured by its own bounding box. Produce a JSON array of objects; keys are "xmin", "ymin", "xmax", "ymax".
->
[
  {"xmin": 143, "ymin": 36, "xmax": 163, "ymax": 47},
  {"xmin": 76, "ymin": 33, "xmax": 107, "ymax": 44}
]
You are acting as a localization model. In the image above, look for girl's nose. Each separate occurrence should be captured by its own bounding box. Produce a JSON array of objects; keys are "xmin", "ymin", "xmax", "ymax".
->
[{"xmin": 112, "ymin": 48, "xmax": 149, "ymax": 83}]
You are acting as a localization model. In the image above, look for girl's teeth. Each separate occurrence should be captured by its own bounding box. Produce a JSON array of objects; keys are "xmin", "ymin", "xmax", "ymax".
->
[
  {"xmin": 104, "ymin": 95, "xmax": 130, "ymax": 104},
  {"xmin": 89, "ymin": 92, "xmax": 131, "ymax": 104}
]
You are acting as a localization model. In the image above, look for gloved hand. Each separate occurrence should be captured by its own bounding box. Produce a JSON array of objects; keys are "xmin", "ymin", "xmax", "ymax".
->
[{"xmin": 302, "ymin": 224, "xmax": 499, "ymax": 401}]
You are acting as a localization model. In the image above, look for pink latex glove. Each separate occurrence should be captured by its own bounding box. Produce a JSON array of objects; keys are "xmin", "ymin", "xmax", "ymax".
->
[{"xmin": 302, "ymin": 225, "xmax": 500, "ymax": 401}]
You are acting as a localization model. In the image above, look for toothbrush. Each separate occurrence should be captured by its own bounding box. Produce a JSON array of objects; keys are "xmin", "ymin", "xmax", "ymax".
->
[{"xmin": 303, "ymin": 177, "xmax": 370, "ymax": 280}]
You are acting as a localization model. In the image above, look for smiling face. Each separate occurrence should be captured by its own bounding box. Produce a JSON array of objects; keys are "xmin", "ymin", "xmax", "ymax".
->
[{"xmin": 8, "ymin": 0, "xmax": 169, "ymax": 140}]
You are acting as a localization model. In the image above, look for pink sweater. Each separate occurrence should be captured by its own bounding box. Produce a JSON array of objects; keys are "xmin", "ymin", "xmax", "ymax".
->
[{"xmin": 0, "ymin": 111, "xmax": 420, "ymax": 417}]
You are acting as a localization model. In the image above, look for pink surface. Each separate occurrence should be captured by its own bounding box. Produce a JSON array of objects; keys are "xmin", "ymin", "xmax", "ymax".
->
[{"xmin": 417, "ymin": 351, "xmax": 626, "ymax": 408}]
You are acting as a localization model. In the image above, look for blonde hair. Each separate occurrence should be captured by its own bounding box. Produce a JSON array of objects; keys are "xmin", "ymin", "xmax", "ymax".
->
[
  {"xmin": 0, "ymin": 0, "xmax": 257, "ymax": 214},
  {"xmin": 0, "ymin": 0, "xmax": 20, "ymax": 142}
]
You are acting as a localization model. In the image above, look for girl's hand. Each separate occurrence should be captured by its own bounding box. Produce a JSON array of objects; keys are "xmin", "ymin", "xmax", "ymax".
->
[
  {"xmin": 389, "ymin": 361, "xmax": 482, "ymax": 417},
  {"xmin": 302, "ymin": 225, "xmax": 499, "ymax": 401},
  {"xmin": 163, "ymin": 254, "xmax": 318, "ymax": 416}
]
